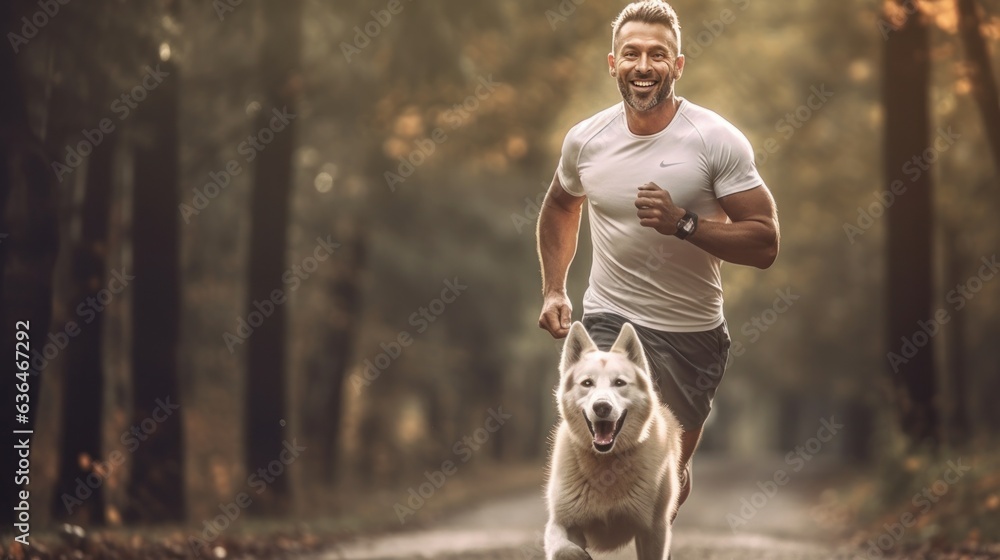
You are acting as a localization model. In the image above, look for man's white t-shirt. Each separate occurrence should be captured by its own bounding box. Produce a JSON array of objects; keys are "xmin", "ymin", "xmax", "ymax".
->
[{"xmin": 557, "ymin": 98, "xmax": 764, "ymax": 332}]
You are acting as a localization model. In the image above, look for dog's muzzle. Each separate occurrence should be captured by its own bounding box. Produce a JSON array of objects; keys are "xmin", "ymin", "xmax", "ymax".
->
[{"xmin": 583, "ymin": 409, "xmax": 627, "ymax": 453}]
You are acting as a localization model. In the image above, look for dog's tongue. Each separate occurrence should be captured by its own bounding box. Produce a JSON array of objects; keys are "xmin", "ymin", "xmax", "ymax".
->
[{"xmin": 593, "ymin": 421, "xmax": 615, "ymax": 445}]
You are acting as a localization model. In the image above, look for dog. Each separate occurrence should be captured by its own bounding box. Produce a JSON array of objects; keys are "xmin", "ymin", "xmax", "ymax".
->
[{"xmin": 544, "ymin": 321, "xmax": 682, "ymax": 560}]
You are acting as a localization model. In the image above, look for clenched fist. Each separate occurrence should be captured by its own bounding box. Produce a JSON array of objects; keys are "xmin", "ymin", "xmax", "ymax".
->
[
  {"xmin": 635, "ymin": 182, "xmax": 685, "ymax": 236},
  {"xmin": 539, "ymin": 293, "xmax": 573, "ymax": 339}
]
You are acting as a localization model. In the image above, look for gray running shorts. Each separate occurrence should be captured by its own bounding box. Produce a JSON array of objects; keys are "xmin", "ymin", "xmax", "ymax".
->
[{"xmin": 582, "ymin": 311, "xmax": 731, "ymax": 432}]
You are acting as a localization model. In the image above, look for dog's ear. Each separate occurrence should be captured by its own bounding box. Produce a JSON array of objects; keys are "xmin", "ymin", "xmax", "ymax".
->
[
  {"xmin": 560, "ymin": 322, "xmax": 596, "ymax": 375},
  {"xmin": 610, "ymin": 322, "xmax": 649, "ymax": 373}
]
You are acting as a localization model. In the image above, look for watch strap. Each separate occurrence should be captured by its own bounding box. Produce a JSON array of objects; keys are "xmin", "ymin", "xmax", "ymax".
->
[{"xmin": 674, "ymin": 211, "xmax": 698, "ymax": 240}]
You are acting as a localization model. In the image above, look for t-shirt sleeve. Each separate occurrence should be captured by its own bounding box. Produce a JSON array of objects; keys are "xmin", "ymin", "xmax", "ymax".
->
[
  {"xmin": 710, "ymin": 123, "xmax": 765, "ymax": 198},
  {"xmin": 556, "ymin": 125, "xmax": 586, "ymax": 197}
]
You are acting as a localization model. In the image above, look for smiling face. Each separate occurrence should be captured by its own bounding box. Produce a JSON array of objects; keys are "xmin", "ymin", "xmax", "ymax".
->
[
  {"xmin": 568, "ymin": 355, "xmax": 643, "ymax": 453},
  {"xmin": 558, "ymin": 322, "xmax": 656, "ymax": 454},
  {"xmin": 608, "ymin": 21, "xmax": 684, "ymax": 113}
]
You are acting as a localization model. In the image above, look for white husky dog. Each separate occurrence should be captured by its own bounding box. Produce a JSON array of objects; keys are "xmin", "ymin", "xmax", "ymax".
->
[{"xmin": 544, "ymin": 321, "xmax": 682, "ymax": 560}]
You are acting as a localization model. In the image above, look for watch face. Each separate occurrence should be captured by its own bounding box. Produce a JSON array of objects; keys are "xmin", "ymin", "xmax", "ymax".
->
[{"xmin": 681, "ymin": 220, "xmax": 694, "ymax": 233}]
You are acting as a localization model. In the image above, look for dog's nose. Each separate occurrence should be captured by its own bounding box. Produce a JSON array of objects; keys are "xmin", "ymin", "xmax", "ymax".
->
[{"xmin": 592, "ymin": 401, "xmax": 612, "ymax": 419}]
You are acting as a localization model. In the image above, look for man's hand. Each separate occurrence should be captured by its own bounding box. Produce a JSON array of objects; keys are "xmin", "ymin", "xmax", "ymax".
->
[
  {"xmin": 539, "ymin": 292, "xmax": 573, "ymax": 338},
  {"xmin": 635, "ymin": 182, "xmax": 686, "ymax": 236}
]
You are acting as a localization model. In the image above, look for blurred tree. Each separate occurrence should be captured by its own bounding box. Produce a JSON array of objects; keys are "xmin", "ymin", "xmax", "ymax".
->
[
  {"xmin": 51, "ymin": 130, "xmax": 116, "ymax": 525},
  {"xmin": 942, "ymin": 225, "xmax": 971, "ymax": 446},
  {"xmin": 883, "ymin": 1, "xmax": 938, "ymax": 448},
  {"xmin": 244, "ymin": 0, "xmax": 303, "ymax": 514},
  {"xmin": 956, "ymin": 0, "xmax": 1000, "ymax": 172},
  {"xmin": 300, "ymin": 234, "xmax": 365, "ymax": 483},
  {"xmin": 4, "ymin": 0, "xmax": 165, "ymax": 526},
  {"xmin": 0, "ymin": 0, "xmax": 60, "ymax": 526},
  {"xmin": 126, "ymin": 0, "xmax": 185, "ymax": 522}
]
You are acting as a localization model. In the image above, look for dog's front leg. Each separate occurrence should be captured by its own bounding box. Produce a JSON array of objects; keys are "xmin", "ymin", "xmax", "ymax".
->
[
  {"xmin": 634, "ymin": 521, "xmax": 670, "ymax": 560},
  {"xmin": 544, "ymin": 520, "xmax": 592, "ymax": 560}
]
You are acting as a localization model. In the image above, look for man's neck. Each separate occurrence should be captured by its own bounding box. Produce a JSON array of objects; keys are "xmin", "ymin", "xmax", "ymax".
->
[{"xmin": 624, "ymin": 95, "xmax": 681, "ymax": 136}]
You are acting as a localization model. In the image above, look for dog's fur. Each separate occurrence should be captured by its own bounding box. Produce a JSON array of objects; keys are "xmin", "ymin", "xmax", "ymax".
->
[{"xmin": 544, "ymin": 322, "xmax": 682, "ymax": 560}]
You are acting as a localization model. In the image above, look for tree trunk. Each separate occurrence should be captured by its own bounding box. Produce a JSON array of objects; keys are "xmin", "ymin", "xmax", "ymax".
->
[
  {"xmin": 125, "ymin": 41, "xmax": 184, "ymax": 522},
  {"xmin": 883, "ymin": 2, "xmax": 938, "ymax": 448},
  {"xmin": 956, "ymin": 0, "xmax": 1000, "ymax": 173},
  {"xmin": 51, "ymin": 134, "xmax": 116, "ymax": 524},
  {"xmin": 301, "ymin": 233, "xmax": 365, "ymax": 483},
  {"xmin": 0, "ymin": 0, "xmax": 60, "ymax": 525},
  {"xmin": 100, "ymin": 138, "xmax": 134, "ymax": 526},
  {"xmin": 244, "ymin": 0, "xmax": 302, "ymax": 514},
  {"xmin": 842, "ymin": 401, "xmax": 875, "ymax": 463},
  {"xmin": 942, "ymin": 225, "xmax": 971, "ymax": 446}
]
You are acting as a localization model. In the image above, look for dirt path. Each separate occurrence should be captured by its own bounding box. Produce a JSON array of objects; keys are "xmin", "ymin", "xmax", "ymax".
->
[{"xmin": 313, "ymin": 455, "xmax": 857, "ymax": 559}]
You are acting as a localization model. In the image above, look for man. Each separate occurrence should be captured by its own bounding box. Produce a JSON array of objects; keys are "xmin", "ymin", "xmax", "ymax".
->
[{"xmin": 536, "ymin": 0, "xmax": 779, "ymax": 518}]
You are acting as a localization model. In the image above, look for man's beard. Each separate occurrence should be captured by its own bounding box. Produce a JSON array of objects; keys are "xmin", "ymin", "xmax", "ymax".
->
[{"xmin": 617, "ymin": 71, "xmax": 673, "ymax": 112}]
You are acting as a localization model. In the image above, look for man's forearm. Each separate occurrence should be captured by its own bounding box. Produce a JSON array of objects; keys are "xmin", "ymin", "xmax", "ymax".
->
[
  {"xmin": 537, "ymin": 196, "xmax": 582, "ymax": 295},
  {"xmin": 686, "ymin": 218, "xmax": 779, "ymax": 269}
]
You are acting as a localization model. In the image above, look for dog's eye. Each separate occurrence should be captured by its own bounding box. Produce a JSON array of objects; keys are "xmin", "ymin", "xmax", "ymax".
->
[
  {"xmin": 614, "ymin": 379, "xmax": 627, "ymax": 387},
  {"xmin": 580, "ymin": 379, "xmax": 593, "ymax": 387}
]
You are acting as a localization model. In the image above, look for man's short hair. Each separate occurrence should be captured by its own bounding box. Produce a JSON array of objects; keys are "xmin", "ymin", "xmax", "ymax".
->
[{"xmin": 611, "ymin": 0, "xmax": 682, "ymax": 54}]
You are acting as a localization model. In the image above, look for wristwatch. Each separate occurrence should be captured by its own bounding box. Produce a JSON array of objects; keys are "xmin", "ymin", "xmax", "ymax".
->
[{"xmin": 674, "ymin": 210, "xmax": 698, "ymax": 240}]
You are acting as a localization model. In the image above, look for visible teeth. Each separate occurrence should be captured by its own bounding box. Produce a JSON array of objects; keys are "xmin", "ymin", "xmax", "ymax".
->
[{"xmin": 633, "ymin": 81, "xmax": 655, "ymax": 87}]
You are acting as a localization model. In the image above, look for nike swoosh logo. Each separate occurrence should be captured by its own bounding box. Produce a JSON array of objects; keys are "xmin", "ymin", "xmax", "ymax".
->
[{"xmin": 659, "ymin": 161, "xmax": 684, "ymax": 168}]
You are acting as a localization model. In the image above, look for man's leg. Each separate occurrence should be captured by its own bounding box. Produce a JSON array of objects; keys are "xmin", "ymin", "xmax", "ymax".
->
[{"xmin": 673, "ymin": 428, "xmax": 702, "ymax": 522}]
